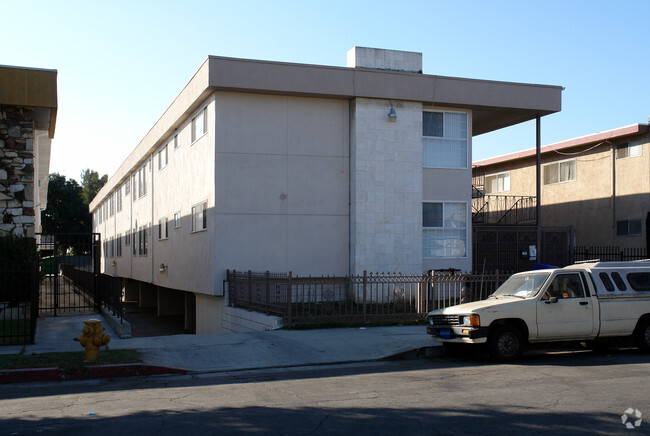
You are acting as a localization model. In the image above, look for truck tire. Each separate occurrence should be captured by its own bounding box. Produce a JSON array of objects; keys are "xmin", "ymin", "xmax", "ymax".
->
[
  {"xmin": 634, "ymin": 319, "xmax": 650, "ymax": 352},
  {"xmin": 488, "ymin": 325, "xmax": 524, "ymax": 362}
]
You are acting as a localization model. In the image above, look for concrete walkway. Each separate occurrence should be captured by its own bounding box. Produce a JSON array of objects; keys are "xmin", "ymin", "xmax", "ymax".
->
[{"xmin": 0, "ymin": 315, "xmax": 440, "ymax": 373}]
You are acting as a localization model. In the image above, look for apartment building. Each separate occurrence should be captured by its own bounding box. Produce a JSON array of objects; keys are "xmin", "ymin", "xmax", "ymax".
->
[
  {"xmin": 90, "ymin": 47, "xmax": 562, "ymax": 333},
  {"xmin": 473, "ymin": 123, "xmax": 649, "ymax": 249}
]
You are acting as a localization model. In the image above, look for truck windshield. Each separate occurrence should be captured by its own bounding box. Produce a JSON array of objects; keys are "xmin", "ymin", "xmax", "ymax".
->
[{"xmin": 491, "ymin": 272, "xmax": 551, "ymax": 299}]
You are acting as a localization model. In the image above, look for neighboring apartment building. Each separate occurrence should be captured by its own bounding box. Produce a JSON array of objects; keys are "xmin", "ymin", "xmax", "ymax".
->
[
  {"xmin": 0, "ymin": 65, "xmax": 57, "ymax": 238},
  {"xmin": 473, "ymin": 123, "xmax": 650, "ymax": 249},
  {"xmin": 90, "ymin": 47, "xmax": 562, "ymax": 333}
]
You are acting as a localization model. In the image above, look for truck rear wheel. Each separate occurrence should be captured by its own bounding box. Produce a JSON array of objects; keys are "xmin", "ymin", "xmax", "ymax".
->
[
  {"xmin": 634, "ymin": 320, "xmax": 650, "ymax": 352},
  {"xmin": 488, "ymin": 325, "xmax": 524, "ymax": 362}
]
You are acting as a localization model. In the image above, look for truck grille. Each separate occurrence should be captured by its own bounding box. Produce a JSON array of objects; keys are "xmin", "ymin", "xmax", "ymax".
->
[{"xmin": 431, "ymin": 315, "xmax": 461, "ymax": 327}]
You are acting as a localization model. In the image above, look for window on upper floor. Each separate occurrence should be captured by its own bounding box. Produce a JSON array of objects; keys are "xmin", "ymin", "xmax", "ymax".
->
[
  {"xmin": 116, "ymin": 189, "xmax": 122, "ymax": 213},
  {"xmin": 191, "ymin": 107, "xmax": 207, "ymax": 143},
  {"xmin": 158, "ymin": 217, "xmax": 168, "ymax": 240},
  {"xmin": 124, "ymin": 179, "xmax": 130, "ymax": 196},
  {"xmin": 132, "ymin": 224, "xmax": 138, "ymax": 256},
  {"xmin": 543, "ymin": 159, "xmax": 576, "ymax": 185},
  {"xmin": 422, "ymin": 111, "xmax": 468, "ymax": 169},
  {"xmin": 191, "ymin": 201, "xmax": 208, "ymax": 232},
  {"xmin": 422, "ymin": 201, "xmax": 467, "ymax": 258},
  {"xmin": 616, "ymin": 142, "xmax": 642, "ymax": 159},
  {"xmin": 138, "ymin": 164, "xmax": 147, "ymax": 198},
  {"xmin": 172, "ymin": 134, "xmax": 179, "ymax": 150},
  {"xmin": 617, "ymin": 219, "xmax": 642, "ymax": 236},
  {"xmin": 138, "ymin": 224, "xmax": 148, "ymax": 255},
  {"xmin": 173, "ymin": 211, "xmax": 181, "ymax": 229},
  {"xmin": 158, "ymin": 144, "xmax": 168, "ymax": 170},
  {"xmin": 125, "ymin": 230, "xmax": 130, "ymax": 246},
  {"xmin": 132, "ymin": 174, "xmax": 137, "ymax": 203},
  {"xmin": 485, "ymin": 172, "xmax": 510, "ymax": 194}
]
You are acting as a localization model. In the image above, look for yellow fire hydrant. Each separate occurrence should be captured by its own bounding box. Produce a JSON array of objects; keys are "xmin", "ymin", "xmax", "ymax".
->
[{"xmin": 74, "ymin": 319, "xmax": 111, "ymax": 362}]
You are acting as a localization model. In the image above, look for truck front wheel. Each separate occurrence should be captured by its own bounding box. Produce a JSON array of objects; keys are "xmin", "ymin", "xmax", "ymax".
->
[
  {"xmin": 634, "ymin": 319, "xmax": 650, "ymax": 352},
  {"xmin": 488, "ymin": 325, "xmax": 524, "ymax": 362}
]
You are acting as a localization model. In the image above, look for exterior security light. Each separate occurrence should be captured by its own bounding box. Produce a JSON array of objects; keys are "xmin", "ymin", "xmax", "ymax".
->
[
  {"xmin": 159, "ymin": 263, "xmax": 167, "ymax": 274},
  {"xmin": 388, "ymin": 105, "xmax": 397, "ymax": 122}
]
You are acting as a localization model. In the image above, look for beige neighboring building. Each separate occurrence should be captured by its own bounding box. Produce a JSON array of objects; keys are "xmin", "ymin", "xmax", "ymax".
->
[
  {"xmin": 473, "ymin": 123, "xmax": 650, "ymax": 249},
  {"xmin": 0, "ymin": 65, "xmax": 57, "ymax": 238},
  {"xmin": 89, "ymin": 47, "xmax": 562, "ymax": 334}
]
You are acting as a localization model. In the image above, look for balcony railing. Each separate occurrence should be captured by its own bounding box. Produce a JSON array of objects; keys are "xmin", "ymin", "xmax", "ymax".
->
[{"xmin": 472, "ymin": 194, "xmax": 537, "ymax": 225}]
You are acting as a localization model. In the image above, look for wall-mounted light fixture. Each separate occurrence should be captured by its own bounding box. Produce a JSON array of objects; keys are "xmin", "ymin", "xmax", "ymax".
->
[
  {"xmin": 111, "ymin": 261, "xmax": 117, "ymax": 268},
  {"xmin": 388, "ymin": 101, "xmax": 397, "ymax": 122},
  {"xmin": 159, "ymin": 263, "xmax": 168, "ymax": 274}
]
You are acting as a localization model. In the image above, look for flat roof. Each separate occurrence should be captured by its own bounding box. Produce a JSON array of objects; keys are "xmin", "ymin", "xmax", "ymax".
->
[
  {"xmin": 91, "ymin": 54, "xmax": 563, "ymax": 209},
  {"xmin": 473, "ymin": 123, "xmax": 649, "ymax": 167}
]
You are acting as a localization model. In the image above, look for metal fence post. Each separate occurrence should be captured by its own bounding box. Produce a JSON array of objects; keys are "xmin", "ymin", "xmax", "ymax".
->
[
  {"xmin": 287, "ymin": 271, "xmax": 293, "ymax": 328},
  {"xmin": 265, "ymin": 270, "xmax": 270, "ymax": 315},
  {"xmin": 362, "ymin": 270, "xmax": 367, "ymax": 324},
  {"xmin": 247, "ymin": 270, "xmax": 252, "ymax": 311}
]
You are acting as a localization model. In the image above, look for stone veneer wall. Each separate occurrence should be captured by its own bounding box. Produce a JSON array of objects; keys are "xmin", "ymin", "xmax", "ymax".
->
[
  {"xmin": 0, "ymin": 105, "xmax": 36, "ymax": 237},
  {"xmin": 350, "ymin": 98, "xmax": 423, "ymax": 275}
]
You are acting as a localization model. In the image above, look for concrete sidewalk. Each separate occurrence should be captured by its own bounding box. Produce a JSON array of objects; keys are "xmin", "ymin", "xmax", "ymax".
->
[{"xmin": 0, "ymin": 314, "xmax": 440, "ymax": 374}]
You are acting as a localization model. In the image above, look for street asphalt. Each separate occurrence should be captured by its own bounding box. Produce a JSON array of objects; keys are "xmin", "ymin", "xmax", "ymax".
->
[{"xmin": 0, "ymin": 314, "xmax": 441, "ymax": 377}]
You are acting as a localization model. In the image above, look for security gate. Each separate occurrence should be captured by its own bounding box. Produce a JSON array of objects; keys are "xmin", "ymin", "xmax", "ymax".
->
[{"xmin": 37, "ymin": 233, "xmax": 101, "ymax": 316}]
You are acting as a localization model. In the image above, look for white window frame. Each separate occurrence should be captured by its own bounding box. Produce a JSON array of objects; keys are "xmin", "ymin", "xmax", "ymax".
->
[
  {"xmin": 485, "ymin": 172, "xmax": 511, "ymax": 194},
  {"xmin": 158, "ymin": 217, "xmax": 168, "ymax": 240},
  {"xmin": 422, "ymin": 201, "xmax": 468, "ymax": 259},
  {"xmin": 543, "ymin": 158, "xmax": 576, "ymax": 185},
  {"xmin": 116, "ymin": 188, "xmax": 122, "ymax": 212},
  {"xmin": 116, "ymin": 233, "xmax": 122, "ymax": 257},
  {"xmin": 617, "ymin": 219, "xmax": 642, "ymax": 236},
  {"xmin": 191, "ymin": 107, "xmax": 207, "ymax": 144},
  {"xmin": 422, "ymin": 110, "xmax": 469, "ymax": 169},
  {"xmin": 173, "ymin": 211, "xmax": 181, "ymax": 229},
  {"xmin": 172, "ymin": 134, "xmax": 179, "ymax": 150},
  {"xmin": 124, "ymin": 179, "xmax": 130, "ymax": 196},
  {"xmin": 616, "ymin": 142, "xmax": 642, "ymax": 159},
  {"xmin": 191, "ymin": 201, "xmax": 208, "ymax": 233},
  {"xmin": 158, "ymin": 144, "xmax": 168, "ymax": 170}
]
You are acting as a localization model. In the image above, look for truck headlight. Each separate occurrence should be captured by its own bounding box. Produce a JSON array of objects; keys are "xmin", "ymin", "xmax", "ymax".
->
[{"xmin": 461, "ymin": 314, "xmax": 480, "ymax": 327}]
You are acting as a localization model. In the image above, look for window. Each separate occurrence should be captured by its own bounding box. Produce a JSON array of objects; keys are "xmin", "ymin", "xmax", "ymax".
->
[
  {"xmin": 132, "ymin": 225, "xmax": 138, "ymax": 255},
  {"xmin": 158, "ymin": 217, "xmax": 168, "ymax": 240},
  {"xmin": 173, "ymin": 211, "xmax": 181, "ymax": 228},
  {"xmin": 616, "ymin": 142, "xmax": 642, "ymax": 159},
  {"xmin": 628, "ymin": 273, "xmax": 650, "ymax": 292},
  {"xmin": 543, "ymin": 159, "xmax": 576, "ymax": 185},
  {"xmin": 109, "ymin": 238, "xmax": 114, "ymax": 258},
  {"xmin": 132, "ymin": 174, "xmax": 137, "ymax": 202},
  {"xmin": 422, "ymin": 202, "xmax": 467, "ymax": 258},
  {"xmin": 116, "ymin": 189, "xmax": 122, "ymax": 212},
  {"xmin": 599, "ymin": 273, "xmax": 615, "ymax": 292},
  {"xmin": 191, "ymin": 201, "xmax": 208, "ymax": 232},
  {"xmin": 98, "ymin": 207, "xmax": 102, "ymax": 224},
  {"xmin": 422, "ymin": 111, "xmax": 468, "ymax": 168},
  {"xmin": 125, "ymin": 230, "xmax": 130, "ymax": 246},
  {"xmin": 191, "ymin": 107, "xmax": 207, "ymax": 143},
  {"xmin": 158, "ymin": 144, "xmax": 168, "ymax": 170},
  {"xmin": 116, "ymin": 233, "xmax": 122, "ymax": 257},
  {"xmin": 137, "ymin": 164, "xmax": 147, "ymax": 198},
  {"xmin": 544, "ymin": 273, "xmax": 585, "ymax": 299},
  {"xmin": 485, "ymin": 172, "xmax": 510, "ymax": 194},
  {"xmin": 124, "ymin": 179, "xmax": 130, "ymax": 196},
  {"xmin": 617, "ymin": 219, "xmax": 642, "ymax": 236},
  {"xmin": 138, "ymin": 224, "xmax": 148, "ymax": 255},
  {"xmin": 172, "ymin": 134, "xmax": 179, "ymax": 150},
  {"xmin": 611, "ymin": 272, "xmax": 627, "ymax": 291}
]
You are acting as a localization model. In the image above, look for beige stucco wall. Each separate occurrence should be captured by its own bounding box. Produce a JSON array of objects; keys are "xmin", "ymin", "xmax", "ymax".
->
[
  {"xmin": 476, "ymin": 134, "xmax": 649, "ymax": 247},
  {"xmin": 213, "ymin": 92, "xmax": 350, "ymax": 282}
]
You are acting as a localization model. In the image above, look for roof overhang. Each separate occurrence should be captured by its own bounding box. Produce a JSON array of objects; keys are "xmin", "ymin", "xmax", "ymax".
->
[{"xmin": 0, "ymin": 65, "xmax": 58, "ymax": 138}]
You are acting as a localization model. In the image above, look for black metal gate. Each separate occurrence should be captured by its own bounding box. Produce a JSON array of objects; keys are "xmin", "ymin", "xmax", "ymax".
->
[
  {"xmin": 473, "ymin": 226, "xmax": 573, "ymax": 273},
  {"xmin": 37, "ymin": 233, "xmax": 101, "ymax": 316}
]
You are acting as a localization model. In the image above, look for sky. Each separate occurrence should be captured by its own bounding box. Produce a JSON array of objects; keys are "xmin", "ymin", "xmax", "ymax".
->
[{"xmin": 3, "ymin": 0, "xmax": 649, "ymax": 182}]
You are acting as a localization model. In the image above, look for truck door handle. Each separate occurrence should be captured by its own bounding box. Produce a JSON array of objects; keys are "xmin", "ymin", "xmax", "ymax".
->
[{"xmin": 579, "ymin": 301, "xmax": 589, "ymax": 306}]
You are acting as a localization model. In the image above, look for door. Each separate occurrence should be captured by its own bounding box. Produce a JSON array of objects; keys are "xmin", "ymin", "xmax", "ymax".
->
[{"xmin": 536, "ymin": 272, "xmax": 597, "ymax": 339}]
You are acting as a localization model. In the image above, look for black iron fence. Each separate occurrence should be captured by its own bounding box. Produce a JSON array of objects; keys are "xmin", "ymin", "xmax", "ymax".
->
[
  {"xmin": 0, "ymin": 265, "xmax": 39, "ymax": 345},
  {"xmin": 227, "ymin": 269, "xmax": 512, "ymax": 328},
  {"xmin": 574, "ymin": 246, "xmax": 647, "ymax": 262}
]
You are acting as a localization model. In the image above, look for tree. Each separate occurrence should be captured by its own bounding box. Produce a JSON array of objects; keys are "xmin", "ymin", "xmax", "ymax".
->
[
  {"xmin": 41, "ymin": 173, "xmax": 87, "ymax": 233},
  {"xmin": 80, "ymin": 169, "xmax": 108, "ymax": 207}
]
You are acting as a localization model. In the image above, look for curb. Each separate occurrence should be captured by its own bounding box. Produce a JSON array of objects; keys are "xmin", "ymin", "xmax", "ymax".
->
[{"xmin": 0, "ymin": 363, "xmax": 187, "ymax": 384}]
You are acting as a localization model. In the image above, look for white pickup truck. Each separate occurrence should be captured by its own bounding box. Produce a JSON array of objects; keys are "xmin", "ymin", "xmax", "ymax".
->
[{"xmin": 426, "ymin": 261, "xmax": 650, "ymax": 361}]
